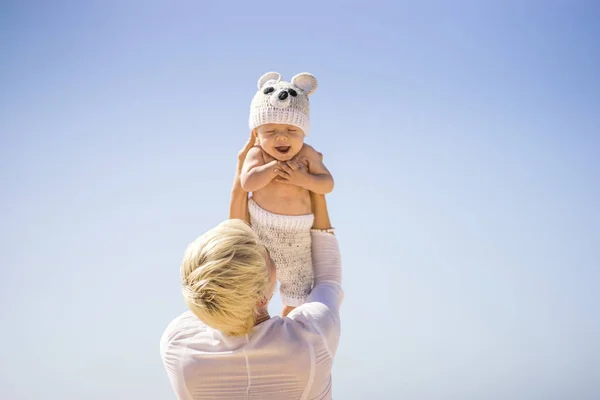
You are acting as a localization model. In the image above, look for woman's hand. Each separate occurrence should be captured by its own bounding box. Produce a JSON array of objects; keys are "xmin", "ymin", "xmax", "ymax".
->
[
  {"xmin": 229, "ymin": 131, "xmax": 256, "ymax": 223},
  {"xmin": 237, "ymin": 131, "xmax": 257, "ymax": 175}
]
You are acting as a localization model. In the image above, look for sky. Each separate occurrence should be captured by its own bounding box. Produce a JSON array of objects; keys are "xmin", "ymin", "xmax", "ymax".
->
[{"xmin": 1, "ymin": 1, "xmax": 599, "ymax": 399}]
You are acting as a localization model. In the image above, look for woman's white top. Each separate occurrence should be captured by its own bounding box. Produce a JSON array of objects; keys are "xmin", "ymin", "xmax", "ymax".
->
[{"xmin": 160, "ymin": 231, "xmax": 343, "ymax": 400}]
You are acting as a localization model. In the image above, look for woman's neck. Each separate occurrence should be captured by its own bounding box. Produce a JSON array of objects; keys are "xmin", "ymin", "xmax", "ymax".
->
[{"xmin": 254, "ymin": 308, "xmax": 271, "ymax": 326}]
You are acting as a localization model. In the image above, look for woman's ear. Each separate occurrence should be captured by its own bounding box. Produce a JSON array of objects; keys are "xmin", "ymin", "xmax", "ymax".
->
[{"xmin": 256, "ymin": 296, "xmax": 268, "ymax": 308}]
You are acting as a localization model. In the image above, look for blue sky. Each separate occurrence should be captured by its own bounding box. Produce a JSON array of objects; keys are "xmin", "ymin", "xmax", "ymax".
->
[{"xmin": 1, "ymin": 1, "xmax": 599, "ymax": 399}]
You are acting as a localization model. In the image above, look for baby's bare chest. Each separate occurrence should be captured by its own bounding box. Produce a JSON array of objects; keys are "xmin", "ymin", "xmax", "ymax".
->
[
  {"xmin": 253, "ymin": 147, "xmax": 313, "ymax": 215},
  {"xmin": 252, "ymin": 182, "xmax": 311, "ymax": 215}
]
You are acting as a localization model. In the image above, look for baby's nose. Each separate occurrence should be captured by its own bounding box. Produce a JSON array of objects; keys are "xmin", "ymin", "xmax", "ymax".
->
[{"xmin": 278, "ymin": 91, "xmax": 288, "ymax": 101}]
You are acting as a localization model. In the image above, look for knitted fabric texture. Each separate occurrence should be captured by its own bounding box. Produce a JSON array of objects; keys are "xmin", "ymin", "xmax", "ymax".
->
[
  {"xmin": 248, "ymin": 198, "xmax": 314, "ymax": 306},
  {"xmin": 249, "ymin": 72, "xmax": 318, "ymax": 135}
]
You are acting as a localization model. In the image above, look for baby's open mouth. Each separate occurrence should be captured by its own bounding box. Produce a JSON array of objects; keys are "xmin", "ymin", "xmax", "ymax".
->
[{"xmin": 275, "ymin": 146, "xmax": 291, "ymax": 154}]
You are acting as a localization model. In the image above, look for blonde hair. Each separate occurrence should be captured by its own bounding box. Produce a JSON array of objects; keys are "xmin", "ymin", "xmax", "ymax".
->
[{"xmin": 181, "ymin": 219, "xmax": 269, "ymax": 336}]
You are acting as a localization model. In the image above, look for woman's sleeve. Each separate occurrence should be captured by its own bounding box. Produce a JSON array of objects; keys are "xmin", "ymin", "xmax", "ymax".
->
[{"xmin": 289, "ymin": 231, "xmax": 343, "ymax": 359}]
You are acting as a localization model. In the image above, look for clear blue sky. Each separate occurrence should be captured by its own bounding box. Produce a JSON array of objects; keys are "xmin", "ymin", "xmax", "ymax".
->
[{"xmin": 1, "ymin": 1, "xmax": 599, "ymax": 399}]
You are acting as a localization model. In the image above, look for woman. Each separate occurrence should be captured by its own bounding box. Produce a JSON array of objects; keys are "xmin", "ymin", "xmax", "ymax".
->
[{"xmin": 160, "ymin": 132, "xmax": 343, "ymax": 399}]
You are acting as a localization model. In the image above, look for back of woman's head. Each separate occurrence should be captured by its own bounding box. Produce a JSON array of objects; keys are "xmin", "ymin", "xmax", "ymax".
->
[{"xmin": 181, "ymin": 219, "xmax": 268, "ymax": 336}]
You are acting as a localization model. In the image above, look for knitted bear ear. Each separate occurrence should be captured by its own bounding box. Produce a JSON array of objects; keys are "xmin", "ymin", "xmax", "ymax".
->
[
  {"xmin": 291, "ymin": 73, "xmax": 318, "ymax": 96},
  {"xmin": 257, "ymin": 72, "xmax": 282, "ymax": 90}
]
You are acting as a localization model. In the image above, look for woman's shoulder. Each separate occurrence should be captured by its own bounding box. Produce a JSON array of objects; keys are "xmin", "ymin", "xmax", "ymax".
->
[
  {"xmin": 160, "ymin": 311, "xmax": 250, "ymax": 355},
  {"xmin": 161, "ymin": 312, "xmax": 203, "ymax": 343},
  {"xmin": 283, "ymin": 303, "xmax": 341, "ymax": 358},
  {"xmin": 160, "ymin": 311, "xmax": 212, "ymax": 348}
]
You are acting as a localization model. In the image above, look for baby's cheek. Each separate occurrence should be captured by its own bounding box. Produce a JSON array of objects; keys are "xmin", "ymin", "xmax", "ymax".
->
[{"xmin": 265, "ymin": 141, "xmax": 277, "ymax": 152}]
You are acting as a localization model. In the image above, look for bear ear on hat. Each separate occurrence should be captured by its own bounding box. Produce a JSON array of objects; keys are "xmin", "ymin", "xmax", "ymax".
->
[
  {"xmin": 292, "ymin": 73, "xmax": 318, "ymax": 96},
  {"xmin": 257, "ymin": 72, "xmax": 282, "ymax": 89}
]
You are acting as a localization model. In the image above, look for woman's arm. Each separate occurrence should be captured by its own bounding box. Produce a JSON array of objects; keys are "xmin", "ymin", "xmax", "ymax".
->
[
  {"xmin": 311, "ymin": 191, "xmax": 333, "ymax": 232},
  {"xmin": 305, "ymin": 167, "xmax": 342, "ymax": 310},
  {"xmin": 289, "ymin": 191, "xmax": 342, "ymax": 358},
  {"xmin": 229, "ymin": 132, "xmax": 255, "ymax": 223},
  {"xmin": 309, "ymin": 192, "xmax": 342, "ymax": 296}
]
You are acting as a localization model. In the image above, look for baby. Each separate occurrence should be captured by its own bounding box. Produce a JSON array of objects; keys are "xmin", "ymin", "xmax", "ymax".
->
[{"xmin": 241, "ymin": 72, "xmax": 334, "ymax": 316}]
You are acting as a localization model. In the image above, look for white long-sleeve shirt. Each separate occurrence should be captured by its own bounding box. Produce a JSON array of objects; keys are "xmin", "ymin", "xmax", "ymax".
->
[{"xmin": 160, "ymin": 231, "xmax": 343, "ymax": 400}]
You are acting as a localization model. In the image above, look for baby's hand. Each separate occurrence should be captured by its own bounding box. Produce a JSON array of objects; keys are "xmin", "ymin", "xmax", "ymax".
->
[
  {"xmin": 279, "ymin": 144, "xmax": 334, "ymax": 194},
  {"xmin": 274, "ymin": 159, "xmax": 312, "ymax": 189}
]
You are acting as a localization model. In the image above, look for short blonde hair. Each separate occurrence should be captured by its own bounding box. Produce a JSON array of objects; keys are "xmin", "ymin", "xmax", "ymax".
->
[{"xmin": 181, "ymin": 219, "xmax": 269, "ymax": 336}]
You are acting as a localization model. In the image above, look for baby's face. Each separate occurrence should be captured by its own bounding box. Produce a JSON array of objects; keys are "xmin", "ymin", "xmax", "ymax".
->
[{"xmin": 255, "ymin": 123, "xmax": 304, "ymax": 161}]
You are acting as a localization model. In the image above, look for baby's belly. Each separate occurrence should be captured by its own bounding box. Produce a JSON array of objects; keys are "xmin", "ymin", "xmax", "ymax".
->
[{"xmin": 252, "ymin": 183, "xmax": 312, "ymax": 215}]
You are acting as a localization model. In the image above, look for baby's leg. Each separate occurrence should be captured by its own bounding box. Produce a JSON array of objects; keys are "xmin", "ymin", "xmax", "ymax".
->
[
  {"xmin": 276, "ymin": 242, "xmax": 313, "ymax": 310},
  {"xmin": 248, "ymin": 199, "xmax": 314, "ymax": 312},
  {"xmin": 281, "ymin": 305, "xmax": 296, "ymax": 317}
]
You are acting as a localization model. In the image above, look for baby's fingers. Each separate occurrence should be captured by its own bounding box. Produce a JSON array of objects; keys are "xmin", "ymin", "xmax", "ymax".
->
[
  {"xmin": 293, "ymin": 156, "xmax": 309, "ymax": 169},
  {"xmin": 277, "ymin": 161, "xmax": 294, "ymax": 174},
  {"xmin": 288, "ymin": 159, "xmax": 306, "ymax": 171},
  {"xmin": 285, "ymin": 160, "xmax": 299, "ymax": 171},
  {"xmin": 274, "ymin": 169, "xmax": 291, "ymax": 181},
  {"xmin": 274, "ymin": 168, "xmax": 290, "ymax": 178}
]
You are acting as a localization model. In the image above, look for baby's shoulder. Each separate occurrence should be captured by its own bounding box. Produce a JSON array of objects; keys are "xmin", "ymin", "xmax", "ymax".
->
[
  {"xmin": 299, "ymin": 143, "xmax": 323, "ymax": 161},
  {"xmin": 246, "ymin": 145, "xmax": 268, "ymax": 163}
]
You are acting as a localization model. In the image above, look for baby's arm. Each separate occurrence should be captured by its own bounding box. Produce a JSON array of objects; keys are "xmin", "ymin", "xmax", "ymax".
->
[
  {"xmin": 299, "ymin": 145, "xmax": 334, "ymax": 194},
  {"xmin": 240, "ymin": 146, "xmax": 278, "ymax": 192}
]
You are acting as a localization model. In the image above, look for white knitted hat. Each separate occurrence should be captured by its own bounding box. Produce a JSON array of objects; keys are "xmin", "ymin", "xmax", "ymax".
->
[{"xmin": 249, "ymin": 72, "xmax": 318, "ymax": 135}]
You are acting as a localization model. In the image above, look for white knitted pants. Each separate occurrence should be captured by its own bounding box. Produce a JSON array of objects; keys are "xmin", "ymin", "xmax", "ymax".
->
[{"xmin": 248, "ymin": 198, "xmax": 314, "ymax": 306}]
